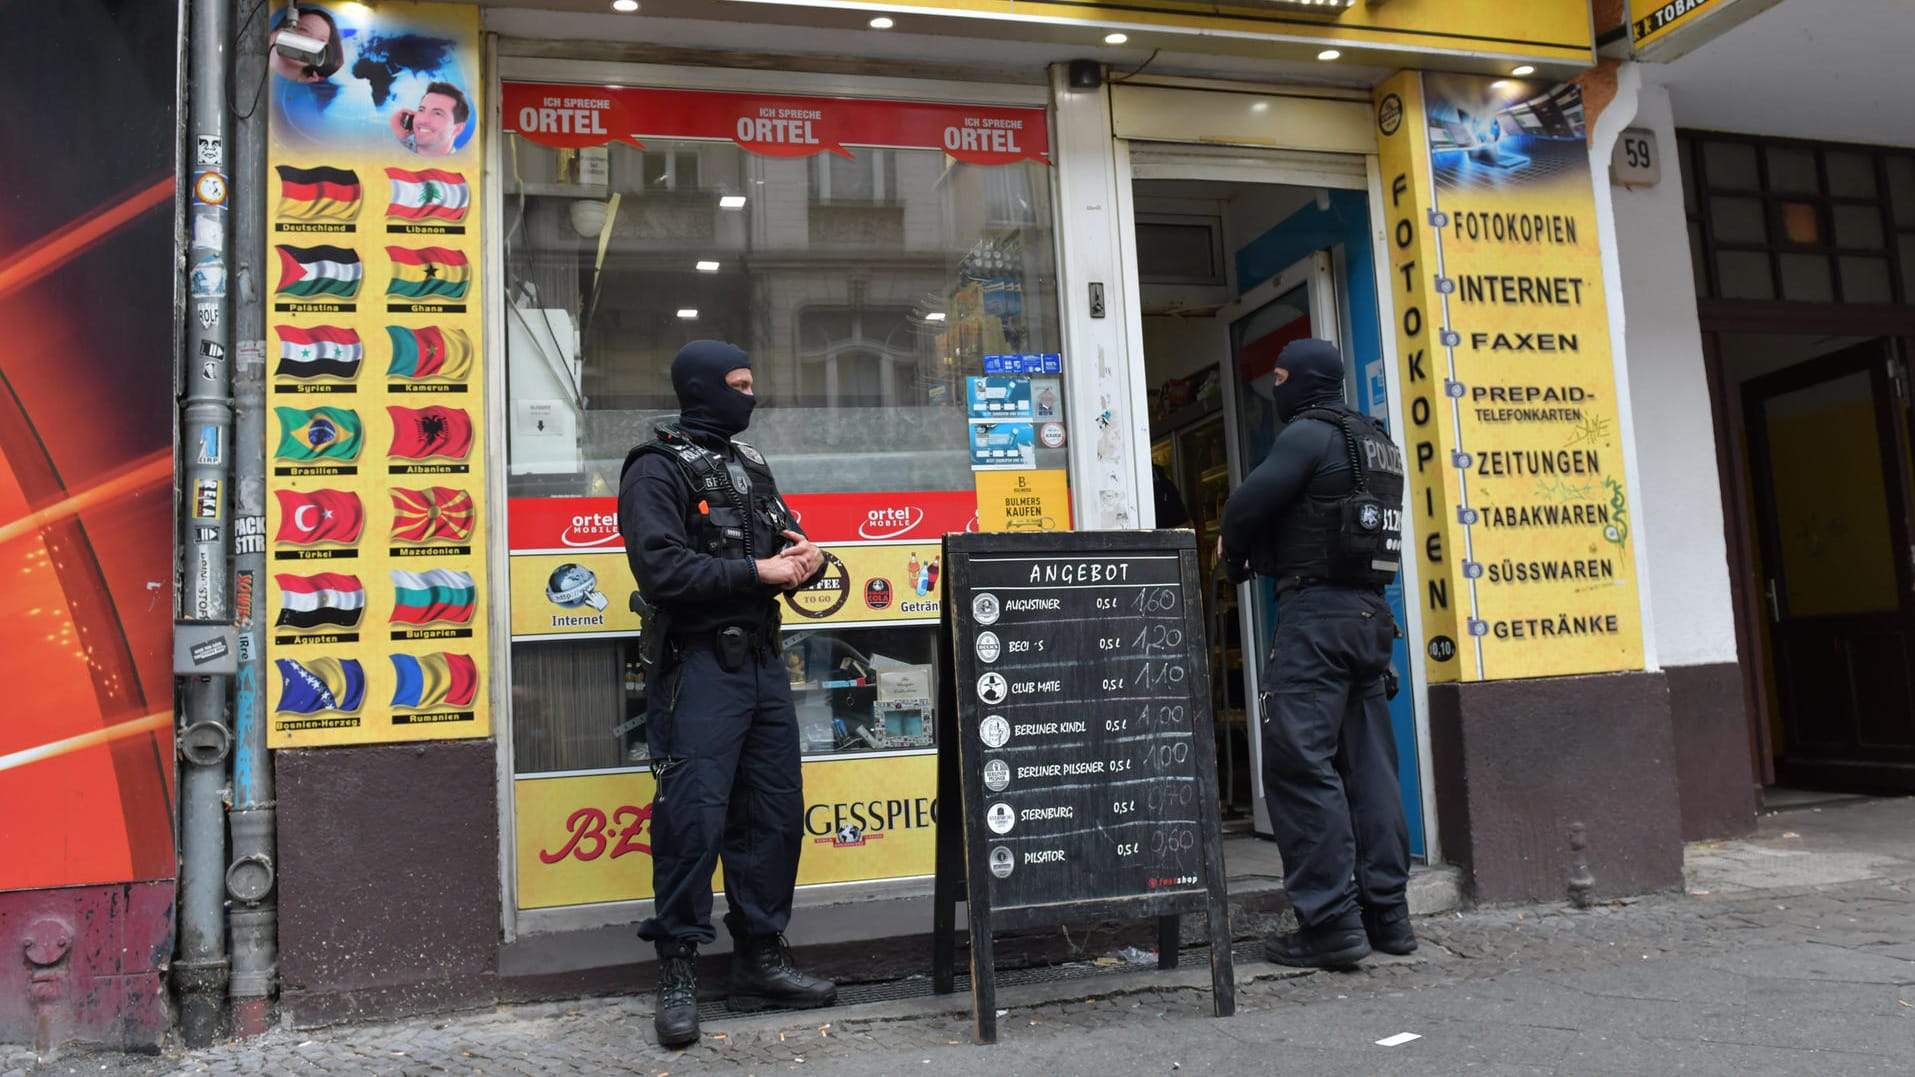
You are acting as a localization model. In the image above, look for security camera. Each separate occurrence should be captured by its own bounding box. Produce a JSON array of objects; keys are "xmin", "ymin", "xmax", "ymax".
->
[{"xmin": 272, "ymin": 26, "xmax": 326, "ymax": 67}]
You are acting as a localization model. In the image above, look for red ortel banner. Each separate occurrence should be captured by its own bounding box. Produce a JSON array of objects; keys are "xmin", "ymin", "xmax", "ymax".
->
[
  {"xmin": 501, "ymin": 82, "xmax": 1049, "ymax": 166},
  {"xmin": 508, "ymin": 492, "xmax": 981, "ymax": 552}
]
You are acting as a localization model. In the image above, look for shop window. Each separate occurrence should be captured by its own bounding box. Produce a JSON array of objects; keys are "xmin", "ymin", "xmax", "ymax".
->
[
  {"xmin": 1839, "ymin": 257, "xmax": 1893, "ymax": 305},
  {"xmin": 1832, "ymin": 204, "xmax": 1885, "ymax": 250},
  {"xmin": 1764, "ymin": 145, "xmax": 1816, "ymax": 193},
  {"xmin": 1825, "ymin": 151, "xmax": 1876, "ymax": 199},
  {"xmin": 1716, "ymin": 250, "xmax": 1774, "ymax": 300},
  {"xmin": 810, "ymin": 149, "xmax": 897, "ymax": 204},
  {"xmin": 1702, "ymin": 141, "xmax": 1758, "ymax": 188},
  {"xmin": 1778, "ymin": 253, "xmax": 1834, "ymax": 303},
  {"xmin": 1711, "ymin": 197, "xmax": 1766, "ymax": 244}
]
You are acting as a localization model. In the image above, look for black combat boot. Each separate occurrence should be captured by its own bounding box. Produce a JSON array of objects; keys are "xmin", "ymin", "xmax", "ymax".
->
[
  {"xmin": 728, "ymin": 934, "xmax": 838, "ymax": 1012},
  {"xmin": 1361, "ymin": 904, "xmax": 1418, "ymax": 955},
  {"xmin": 653, "ymin": 953, "xmax": 700, "ymax": 1048},
  {"xmin": 1264, "ymin": 908, "xmax": 1372, "ymax": 969}
]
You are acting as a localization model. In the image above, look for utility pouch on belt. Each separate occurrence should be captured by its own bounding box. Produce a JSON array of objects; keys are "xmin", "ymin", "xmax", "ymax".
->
[
  {"xmin": 716, "ymin": 626, "xmax": 752, "ymax": 672},
  {"xmin": 630, "ymin": 590, "xmax": 671, "ymax": 671}
]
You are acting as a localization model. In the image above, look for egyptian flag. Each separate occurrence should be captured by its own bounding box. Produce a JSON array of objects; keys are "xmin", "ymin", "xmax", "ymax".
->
[
  {"xmin": 273, "ymin": 489, "xmax": 364, "ymax": 545},
  {"xmin": 275, "ymin": 244, "xmax": 362, "ymax": 299},
  {"xmin": 385, "ymin": 167, "xmax": 469, "ymax": 222},
  {"xmin": 274, "ymin": 406, "xmax": 363, "ymax": 462},
  {"xmin": 386, "ymin": 325, "xmax": 472, "ymax": 380},
  {"xmin": 275, "ymin": 324, "xmax": 363, "ymax": 380},
  {"xmin": 385, "ymin": 245, "xmax": 469, "ymax": 301},
  {"xmin": 275, "ymin": 572, "xmax": 366, "ymax": 630},
  {"xmin": 276, "ymin": 165, "xmax": 362, "ymax": 222},
  {"xmin": 388, "ymin": 405, "xmax": 472, "ymax": 460},
  {"xmin": 389, "ymin": 652, "xmax": 480, "ymax": 709},
  {"xmin": 390, "ymin": 486, "xmax": 475, "ymax": 543},
  {"xmin": 390, "ymin": 568, "xmax": 477, "ymax": 625},
  {"xmin": 274, "ymin": 657, "xmax": 366, "ymax": 714}
]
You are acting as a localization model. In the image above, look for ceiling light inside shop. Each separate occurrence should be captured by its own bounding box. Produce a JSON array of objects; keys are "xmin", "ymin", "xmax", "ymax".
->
[
  {"xmin": 1317, "ymin": 49, "xmax": 1341, "ymax": 61},
  {"xmin": 612, "ymin": 0, "xmax": 638, "ymax": 11},
  {"xmin": 719, "ymin": 195, "xmax": 748, "ymax": 209},
  {"xmin": 677, "ymin": 309, "xmax": 698, "ymax": 320},
  {"xmin": 1104, "ymin": 33, "xmax": 1128, "ymax": 45},
  {"xmin": 696, "ymin": 260, "xmax": 721, "ymax": 272},
  {"xmin": 1511, "ymin": 65, "xmax": 1535, "ymax": 76},
  {"xmin": 924, "ymin": 312, "xmax": 947, "ymax": 322},
  {"xmin": 869, "ymin": 16, "xmax": 894, "ymax": 29}
]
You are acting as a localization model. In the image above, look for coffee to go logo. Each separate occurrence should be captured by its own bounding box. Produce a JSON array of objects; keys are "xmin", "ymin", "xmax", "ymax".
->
[{"xmin": 784, "ymin": 550, "xmax": 850, "ymax": 619}]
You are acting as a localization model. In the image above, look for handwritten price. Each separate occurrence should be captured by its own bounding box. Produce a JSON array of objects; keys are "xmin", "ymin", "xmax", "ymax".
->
[{"xmin": 539, "ymin": 804, "xmax": 653, "ymax": 864}]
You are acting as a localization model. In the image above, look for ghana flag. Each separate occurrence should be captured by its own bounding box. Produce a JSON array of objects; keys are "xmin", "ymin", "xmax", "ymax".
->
[
  {"xmin": 275, "ymin": 324, "xmax": 363, "ymax": 379},
  {"xmin": 390, "ymin": 486, "xmax": 475, "ymax": 543},
  {"xmin": 385, "ymin": 167, "xmax": 469, "ymax": 222},
  {"xmin": 276, "ymin": 164, "xmax": 361, "ymax": 222},
  {"xmin": 385, "ymin": 325, "xmax": 472, "ymax": 380},
  {"xmin": 274, "ymin": 657, "xmax": 366, "ymax": 714},
  {"xmin": 389, "ymin": 652, "xmax": 479, "ymax": 709},
  {"xmin": 389, "ymin": 568, "xmax": 477, "ymax": 625},
  {"xmin": 275, "ymin": 244, "xmax": 362, "ymax": 299},
  {"xmin": 274, "ymin": 406, "xmax": 363, "ymax": 462},
  {"xmin": 388, "ymin": 405, "xmax": 472, "ymax": 460},
  {"xmin": 385, "ymin": 245, "xmax": 469, "ymax": 301}
]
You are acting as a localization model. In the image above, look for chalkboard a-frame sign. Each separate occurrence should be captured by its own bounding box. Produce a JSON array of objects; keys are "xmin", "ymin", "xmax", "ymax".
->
[{"xmin": 932, "ymin": 530, "xmax": 1235, "ymax": 1043}]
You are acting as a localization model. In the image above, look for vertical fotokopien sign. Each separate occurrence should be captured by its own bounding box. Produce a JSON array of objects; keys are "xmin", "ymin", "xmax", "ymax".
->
[
  {"xmin": 264, "ymin": 1, "xmax": 489, "ymax": 746},
  {"xmin": 1373, "ymin": 72, "xmax": 1645, "ymax": 683}
]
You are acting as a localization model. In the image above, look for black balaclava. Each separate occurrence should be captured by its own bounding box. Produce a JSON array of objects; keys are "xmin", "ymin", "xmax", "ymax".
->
[
  {"xmin": 671, "ymin": 340, "xmax": 754, "ymax": 443},
  {"xmin": 1271, "ymin": 337, "xmax": 1345, "ymax": 423}
]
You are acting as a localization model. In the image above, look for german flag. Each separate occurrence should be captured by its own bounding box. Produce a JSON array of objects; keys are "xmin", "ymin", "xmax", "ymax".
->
[
  {"xmin": 385, "ymin": 245, "xmax": 469, "ymax": 301},
  {"xmin": 276, "ymin": 165, "xmax": 362, "ymax": 222}
]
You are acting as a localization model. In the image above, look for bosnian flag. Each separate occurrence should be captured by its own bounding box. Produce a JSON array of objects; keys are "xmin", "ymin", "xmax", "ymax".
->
[
  {"xmin": 389, "ymin": 652, "xmax": 480, "ymax": 709},
  {"xmin": 275, "ymin": 244, "xmax": 362, "ymax": 299},
  {"xmin": 276, "ymin": 165, "xmax": 362, "ymax": 222},
  {"xmin": 275, "ymin": 572, "xmax": 366, "ymax": 630},
  {"xmin": 385, "ymin": 167, "xmax": 469, "ymax": 222},
  {"xmin": 275, "ymin": 657, "xmax": 366, "ymax": 714},
  {"xmin": 388, "ymin": 405, "xmax": 473, "ymax": 460},
  {"xmin": 389, "ymin": 568, "xmax": 477, "ymax": 625},
  {"xmin": 390, "ymin": 486, "xmax": 475, "ymax": 543},
  {"xmin": 385, "ymin": 325, "xmax": 472, "ymax": 380},
  {"xmin": 273, "ymin": 489, "xmax": 364, "ymax": 545},
  {"xmin": 275, "ymin": 324, "xmax": 363, "ymax": 379}
]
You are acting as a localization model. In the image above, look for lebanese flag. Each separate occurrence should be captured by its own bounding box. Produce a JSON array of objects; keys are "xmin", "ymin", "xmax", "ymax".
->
[
  {"xmin": 274, "ymin": 324, "xmax": 363, "ymax": 379},
  {"xmin": 385, "ymin": 167, "xmax": 470, "ymax": 222},
  {"xmin": 388, "ymin": 406, "xmax": 473, "ymax": 460},
  {"xmin": 273, "ymin": 488, "xmax": 364, "ymax": 545}
]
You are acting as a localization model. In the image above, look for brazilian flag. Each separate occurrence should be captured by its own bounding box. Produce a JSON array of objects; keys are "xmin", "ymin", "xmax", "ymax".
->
[{"xmin": 275, "ymin": 406, "xmax": 363, "ymax": 462}]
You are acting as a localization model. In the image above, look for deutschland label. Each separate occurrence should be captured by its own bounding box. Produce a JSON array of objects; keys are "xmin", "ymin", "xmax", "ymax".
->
[{"xmin": 276, "ymin": 223, "xmax": 353, "ymax": 233}]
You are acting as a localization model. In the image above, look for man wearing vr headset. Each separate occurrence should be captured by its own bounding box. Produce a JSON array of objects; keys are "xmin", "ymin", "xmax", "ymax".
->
[{"xmin": 618, "ymin": 340, "xmax": 834, "ymax": 1048}]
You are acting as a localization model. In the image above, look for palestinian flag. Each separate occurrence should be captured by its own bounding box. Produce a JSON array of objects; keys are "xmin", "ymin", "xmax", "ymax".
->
[
  {"xmin": 273, "ymin": 489, "xmax": 364, "ymax": 545},
  {"xmin": 275, "ymin": 324, "xmax": 363, "ymax": 380},
  {"xmin": 389, "ymin": 652, "xmax": 479, "ymax": 709},
  {"xmin": 385, "ymin": 245, "xmax": 469, "ymax": 301},
  {"xmin": 275, "ymin": 406, "xmax": 363, "ymax": 462},
  {"xmin": 386, "ymin": 325, "xmax": 472, "ymax": 380},
  {"xmin": 275, "ymin": 572, "xmax": 366, "ymax": 630},
  {"xmin": 389, "ymin": 568, "xmax": 477, "ymax": 625},
  {"xmin": 275, "ymin": 244, "xmax": 362, "ymax": 299},
  {"xmin": 385, "ymin": 167, "xmax": 469, "ymax": 222},
  {"xmin": 276, "ymin": 164, "xmax": 362, "ymax": 222},
  {"xmin": 388, "ymin": 405, "xmax": 472, "ymax": 460},
  {"xmin": 275, "ymin": 657, "xmax": 366, "ymax": 714},
  {"xmin": 390, "ymin": 486, "xmax": 475, "ymax": 543}
]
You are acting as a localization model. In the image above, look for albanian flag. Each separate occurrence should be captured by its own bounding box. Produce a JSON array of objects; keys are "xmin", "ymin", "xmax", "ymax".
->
[
  {"xmin": 385, "ymin": 167, "xmax": 469, "ymax": 222},
  {"xmin": 390, "ymin": 486, "xmax": 475, "ymax": 543},
  {"xmin": 385, "ymin": 325, "xmax": 472, "ymax": 380},
  {"xmin": 388, "ymin": 406, "xmax": 473, "ymax": 460},
  {"xmin": 276, "ymin": 165, "xmax": 362, "ymax": 222},
  {"xmin": 275, "ymin": 244, "xmax": 362, "ymax": 299},
  {"xmin": 273, "ymin": 488, "xmax": 364, "ymax": 545},
  {"xmin": 385, "ymin": 245, "xmax": 469, "ymax": 301}
]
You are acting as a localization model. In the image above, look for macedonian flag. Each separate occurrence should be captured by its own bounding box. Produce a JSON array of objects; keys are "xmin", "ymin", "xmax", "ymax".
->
[
  {"xmin": 385, "ymin": 245, "xmax": 469, "ymax": 301},
  {"xmin": 390, "ymin": 486, "xmax": 476, "ymax": 543}
]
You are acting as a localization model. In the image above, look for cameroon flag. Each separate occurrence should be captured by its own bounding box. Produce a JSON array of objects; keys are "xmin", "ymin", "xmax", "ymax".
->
[
  {"xmin": 385, "ymin": 246, "xmax": 469, "ymax": 301},
  {"xmin": 385, "ymin": 325, "xmax": 472, "ymax": 380},
  {"xmin": 274, "ymin": 406, "xmax": 363, "ymax": 462},
  {"xmin": 276, "ymin": 165, "xmax": 361, "ymax": 222}
]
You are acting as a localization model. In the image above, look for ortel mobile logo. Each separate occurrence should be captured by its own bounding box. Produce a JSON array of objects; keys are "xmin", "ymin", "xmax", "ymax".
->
[
  {"xmin": 857, "ymin": 505, "xmax": 926, "ymax": 540},
  {"xmin": 559, "ymin": 511, "xmax": 622, "ymax": 547}
]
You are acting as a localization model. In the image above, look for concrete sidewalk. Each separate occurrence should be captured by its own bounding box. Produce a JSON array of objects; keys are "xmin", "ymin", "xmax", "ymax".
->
[{"xmin": 14, "ymin": 795, "xmax": 1915, "ymax": 1076}]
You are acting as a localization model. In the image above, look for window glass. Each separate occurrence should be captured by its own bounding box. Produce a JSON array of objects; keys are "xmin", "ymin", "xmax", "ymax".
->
[
  {"xmin": 1702, "ymin": 141, "xmax": 1758, "ymax": 189},
  {"xmin": 1764, "ymin": 146, "xmax": 1817, "ymax": 193}
]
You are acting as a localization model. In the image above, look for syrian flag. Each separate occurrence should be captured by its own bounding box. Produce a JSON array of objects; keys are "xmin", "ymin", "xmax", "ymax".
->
[
  {"xmin": 275, "ymin": 244, "xmax": 362, "ymax": 299},
  {"xmin": 390, "ymin": 652, "xmax": 480, "ymax": 709},
  {"xmin": 273, "ymin": 489, "xmax": 364, "ymax": 545},
  {"xmin": 386, "ymin": 325, "xmax": 472, "ymax": 380},
  {"xmin": 388, "ymin": 405, "xmax": 473, "ymax": 460},
  {"xmin": 275, "ymin": 324, "xmax": 363, "ymax": 379},
  {"xmin": 390, "ymin": 486, "xmax": 476, "ymax": 543},
  {"xmin": 275, "ymin": 572, "xmax": 366, "ymax": 630},
  {"xmin": 385, "ymin": 167, "xmax": 470, "ymax": 222},
  {"xmin": 389, "ymin": 568, "xmax": 477, "ymax": 625},
  {"xmin": 276, "ymin": 165, "xmax": 362, "ymax": 222},
  {"xmin": 385, "ymin": 245, "xmax": 470, "ymax": 301},
  {"xmin": 274, "ymin": 657, "xmax": 366, "ymax": 714}
]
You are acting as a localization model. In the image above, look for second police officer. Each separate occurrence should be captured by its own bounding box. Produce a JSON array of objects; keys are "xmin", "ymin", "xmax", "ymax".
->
[
  {"xmin": 1217, "ymin": 337, "xmax": 1415, "ymax": 969},
  {"xmin": 618, "ymin": 340, "xmax": 837, "ymax": 1048}
]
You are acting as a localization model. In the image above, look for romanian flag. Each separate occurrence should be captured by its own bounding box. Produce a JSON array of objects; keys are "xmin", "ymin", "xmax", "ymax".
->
[
  {"xmin": 385, "ymin": 245, "xmax": 469, "ymax": 301},
  {"xmin": 275, "ymin": 657, "xmax": 366, "ymax": 714},
  {"xmin": 273, "ymin": 489, "xmax": 364, "ymax": 545},
  {"xmin": 386, "ymin": 325, "xmax": 472, "ymax": 380},
  {"xmin": 385, "ymin": 167, "xmax": 469, "ymax": 222},
  {"xmin": 390, "ymin": 568, "xmax": 477, "ymax": 625},
  {"xmin": 388, "ymin": 405, "xmax": 472, "ymax": 460},
  {"xmin": 275, "ymin": 324, "xmax": 363, "ymax": 380},
  {"xmin": 275, "ymin": 572, "xmax": 366, "ymax": 630},
  {"xmin": 390, "ymin": 486, "xmax": 476, "ymax": 543},
  {"xmin": 389, "ymin": 652, "xmax": 479, "ymax": 709},
  {"xmin": 276, "ymin": 164, "xmax": 362, "ymax": 222},
  {"xmin": 275, "ymin": 244, "xmax": 362, "ymax": 299},
  {"xmin": 274, "ymin": 406, "xmax": 363, "ymax": 462}
]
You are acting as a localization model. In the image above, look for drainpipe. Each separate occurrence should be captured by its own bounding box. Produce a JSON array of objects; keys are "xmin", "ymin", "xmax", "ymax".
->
[
  {"xmin": 174, "ymin": 0, "xmax": 234, "ymax": 1049},
  {"xmin": 226, "ymin": 0, "xmax": 277, "ymax": 1038}
]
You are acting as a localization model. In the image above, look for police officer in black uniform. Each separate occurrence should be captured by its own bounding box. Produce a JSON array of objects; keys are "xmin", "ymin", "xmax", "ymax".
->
[
  {"xmin": 618, "ymin": 340, "xmax": 837, "ymax": 1047},
  {"xmin": 1218, "ymin": 337, "xmax": 1415, "ymax": 969}
]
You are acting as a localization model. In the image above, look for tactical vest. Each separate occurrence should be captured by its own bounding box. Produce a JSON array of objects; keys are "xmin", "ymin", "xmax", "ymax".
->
[
  {"xmin": 1255, "ymin": 407, "xmax": 1406, "ymax": 589},
  {"xmin": 620, "ymin": 424, "xmax": 791, "ymax": 561}
]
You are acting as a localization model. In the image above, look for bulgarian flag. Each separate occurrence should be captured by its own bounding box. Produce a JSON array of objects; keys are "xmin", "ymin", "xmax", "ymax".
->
[
  {"xmin": 276, "ymin": 165, "xmax": 361, "ymax": 222},
  {"xmin": 389, "ymin": 568, "xmax": 477, "ymax": 625},
  {"xmin": 275, "ymin": 244, "xmax": 362, "ymax": 299},
  {"xmin": 385, "ymin": 245, "xmax": 469, "ymax": 301},
  {"xmin": 385, "ymin": 324, "xmax": 472, "ymax": 380},
  {"xmin": 385, "ymin": 167, "xmax": 469, "ymax": 222},
  {"xmin": 275, "ymin": 324, "xmax": 363, "ymax": 379}
]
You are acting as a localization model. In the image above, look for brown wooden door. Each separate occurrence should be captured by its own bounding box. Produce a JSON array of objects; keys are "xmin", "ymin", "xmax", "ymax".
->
[{"xmin": 1744, "ymin": 339, "xmax": 1915, "ymax": 791}]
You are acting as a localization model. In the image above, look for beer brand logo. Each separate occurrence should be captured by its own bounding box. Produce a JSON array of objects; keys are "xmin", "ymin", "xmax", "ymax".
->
[
  {"xmin": 858, "ymin": 505, "xmax": 926, "ymax": 540},
  {"xmin": 1377, "ymin": 93, "xmax": 1403, "ymax": 136}
]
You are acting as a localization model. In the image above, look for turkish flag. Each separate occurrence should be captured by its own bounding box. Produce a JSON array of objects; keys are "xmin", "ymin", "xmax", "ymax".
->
[{"xmin": 273, "ymin": 488, "xmax": 364, "ymax": 545}]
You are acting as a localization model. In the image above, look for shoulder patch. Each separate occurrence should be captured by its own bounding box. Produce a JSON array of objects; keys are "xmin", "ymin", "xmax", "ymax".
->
[{"xmin": 735, "ymin": 442, "xmax": 765, "ymax": 465}]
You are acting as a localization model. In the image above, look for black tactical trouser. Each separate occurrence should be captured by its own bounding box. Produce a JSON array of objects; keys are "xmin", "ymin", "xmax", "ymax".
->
[
  {"xmin": 638, "ymin": 645, "xmax": 804, "ymax": 957},
  {"xmin": 1259, "ymin": 585, "xmax": 1410, "ymax": 929}
]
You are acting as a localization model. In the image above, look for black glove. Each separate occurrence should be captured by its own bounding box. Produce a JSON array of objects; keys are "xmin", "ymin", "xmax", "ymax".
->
[{"xmin": 1223, "ymin": 558, "xmax": 1252, "ymax": 585}]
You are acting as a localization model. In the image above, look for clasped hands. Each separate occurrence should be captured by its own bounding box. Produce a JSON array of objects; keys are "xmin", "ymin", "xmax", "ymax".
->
[{"xmin": 755, "ymin": 530, "xmax": 824, "ymax": 591}]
